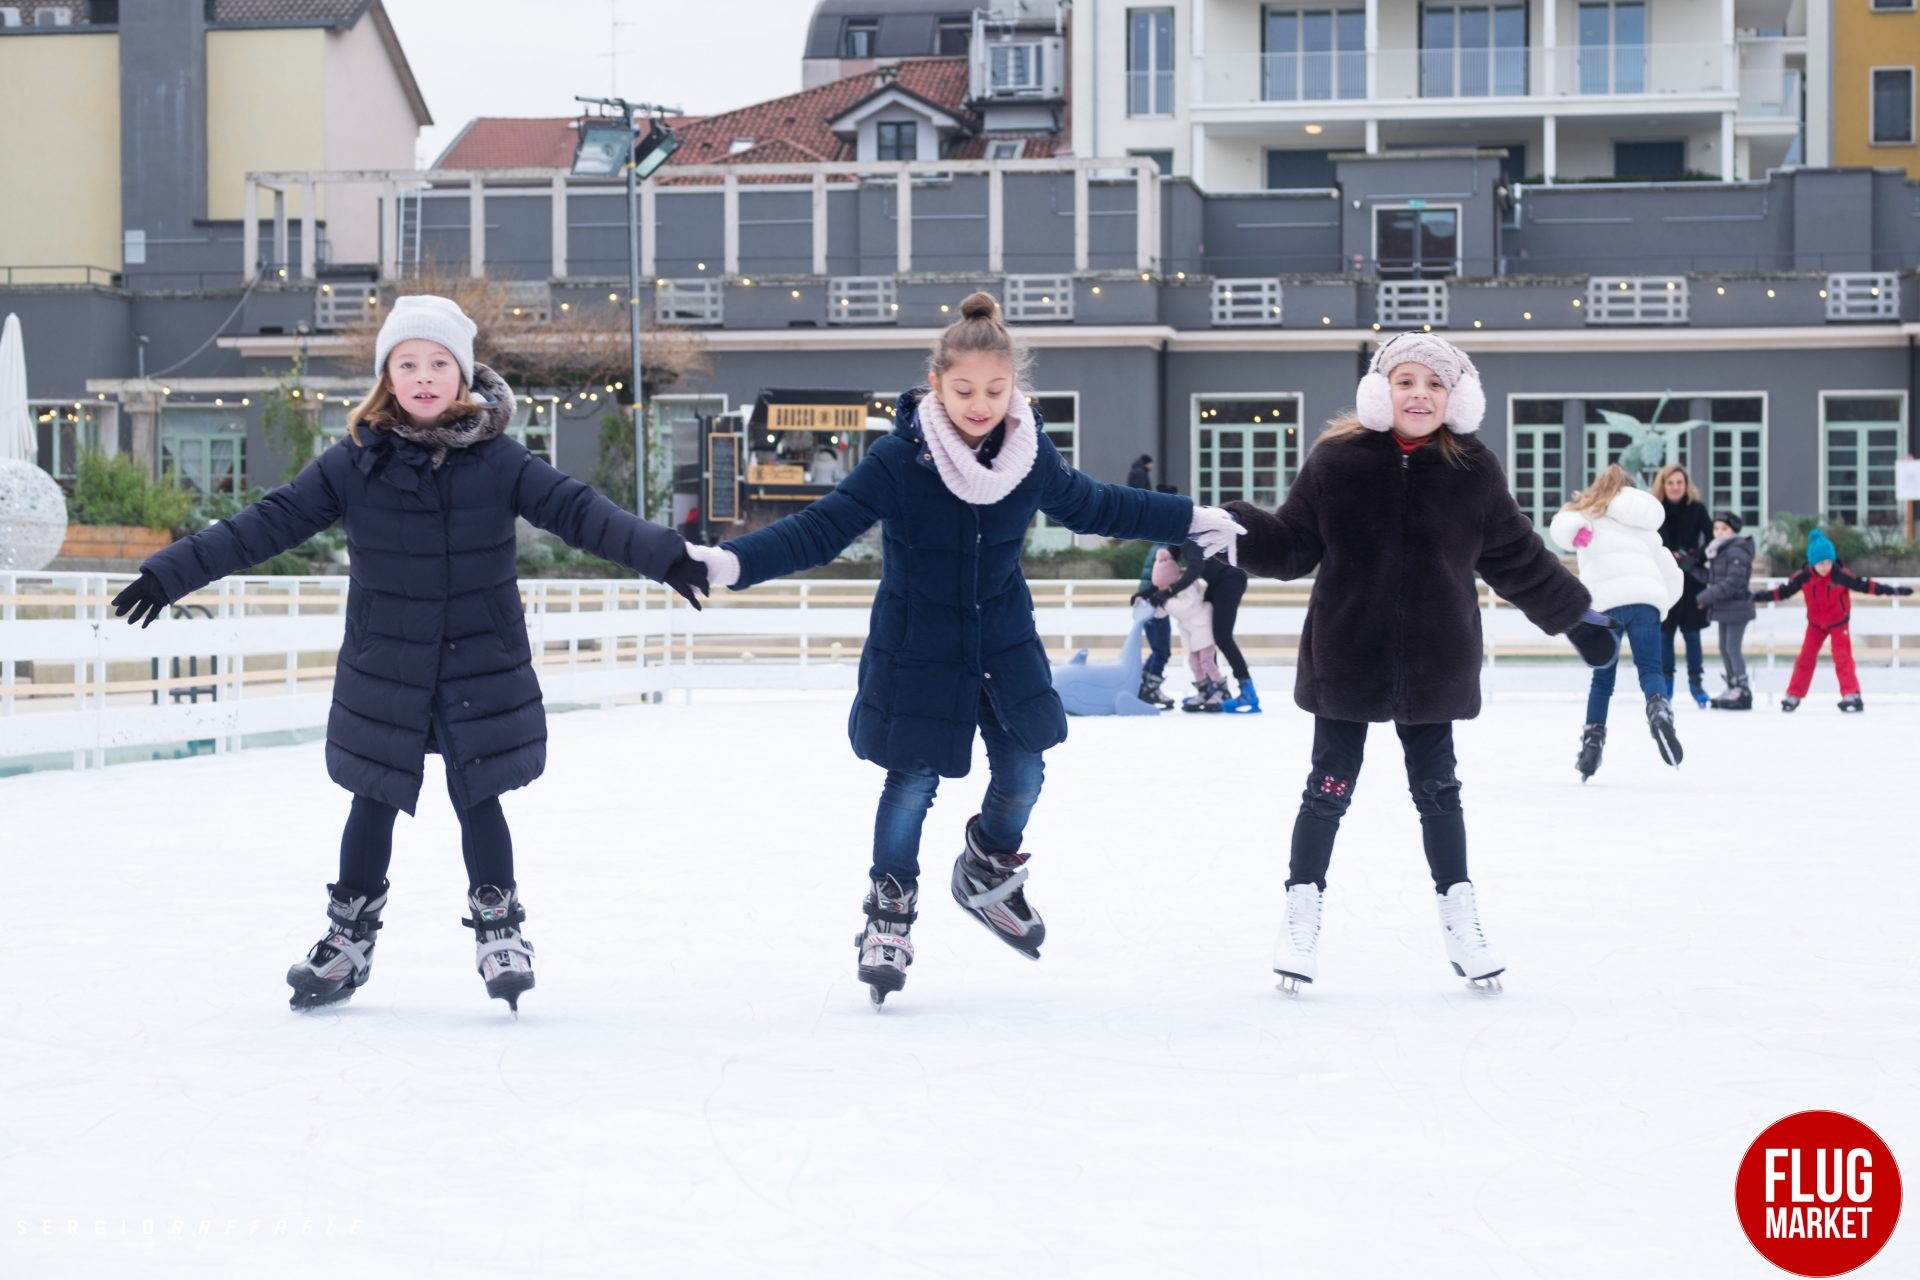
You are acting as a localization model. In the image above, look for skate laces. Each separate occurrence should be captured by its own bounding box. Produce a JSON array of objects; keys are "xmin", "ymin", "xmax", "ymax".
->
[
  {"xmin": 1286, "ymin": 886, "xmax": 1322, "ymax": 952},
  {"xmin": 1442, "ymin": 886, "xmax": 1488, "ymax": 950}
]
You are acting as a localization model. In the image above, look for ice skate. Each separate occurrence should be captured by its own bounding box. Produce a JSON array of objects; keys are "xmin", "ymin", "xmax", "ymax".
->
[
  {"xmin": 950, "ymin": 815, "xmax": 1045, "ymax": 959},
  {"xmin": 1137, "ymin": 671, "xmax": 1174, "ymax": 710},
  {"xmin": 1271, "ymin": 882, "xmax": 1322, "ymax": 994},
  {"xmin": 1688, "ymin": 675, "xmax": 1709, "ymax": 709},
  {"xmin": 1575, "ymin": 723, "xmax": 1606, "ymax": 782},
  {"xmin": 1181, "ymin": 679, "xmax": 1225, "ymax": 713},
  {"xmin": 287, "ymin": 880, "xmax": 388, "ymax": 1010},
  {"xmin": 1436, "ymin": 881, "xmax": 1504, "ymax": 991},
  {"xmin": 1645, "ymin": 695, "xmax": 1683, "ymax": 767},
  {"xmin": 1838, "ymin": 694, "xmax": 1864, "ymax": 713},
  {"xmin": 463, "ymin": 884, "xmax": 535, "ymax": 1014},
  {"xmin": 1220, "ymin": 677, "xmax": 1262, "ymax": 714},
  {"xmin": 1710, "ymin": 675, "xmax": 1752, "ymax": 711},
  {"xmin": 856, "ymin": 875, "xmax": 917, "ymax": 1008},
  {"xmin": 1780, "ymin": 695, "xmax": 1801, "ymax": 712}
]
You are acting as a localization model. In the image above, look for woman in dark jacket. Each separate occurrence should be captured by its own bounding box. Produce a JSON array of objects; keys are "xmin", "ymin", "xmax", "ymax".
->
[
  {"xmin": 1225, "ymin": 333, "xmax": 1613, "ymax": 996},
  {"xmin": 687, "ymin": 292, "xmax": 1239, "ymax": 1007},
  {"xmin": 1655, "ymin": 462, "xmax": 1714, "ymax": 707},
  {"xmin": 112, "ymin": 296, "xmax": 706, "ymax": 1013}
]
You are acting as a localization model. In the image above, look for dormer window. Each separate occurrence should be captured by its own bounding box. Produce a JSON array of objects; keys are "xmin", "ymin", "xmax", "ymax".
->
[
  {"xmin": 987, "ymin": 140, "xmax": 1023, "ymax": 160},
  {"xmin": 989, "ymin": 41, "xmax": 1043, "ymax": 93},
  {"xmin": 844, "ymin": 20, "xmax": 877, "ymax": 58},
  {"xmin": 876, "ymin": 121, "xmax": 918, "ymax": 161}
]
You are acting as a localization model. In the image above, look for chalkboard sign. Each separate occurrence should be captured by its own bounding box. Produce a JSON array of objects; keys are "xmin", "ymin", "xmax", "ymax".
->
[{"xmin": 707, "ymin": 431, "xmax": 741, "ymax": 523}]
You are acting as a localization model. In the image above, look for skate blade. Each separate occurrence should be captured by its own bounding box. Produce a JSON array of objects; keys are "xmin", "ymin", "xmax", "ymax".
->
[
  {"xmin": 1450, "ymin": 961, "xmax": 1505, "ymax": 992},
  {"xmin": 486, "ymin": 972, "xmax": 535, "ymax": 1014},
  {"xmin": 287, "ymin": 970, "xmax": 358, "ymax": 1011},
  {"xmin": 1273, "ymin": 970, "xmax": 1312, "ymax": 996}
]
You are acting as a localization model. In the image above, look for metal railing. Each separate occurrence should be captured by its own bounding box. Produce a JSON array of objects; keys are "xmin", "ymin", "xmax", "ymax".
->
[
  {"xmin": 1211, "ymin": 279, "xmax": 1284, "ymax": 327},
  {"xmin": 1377, "ymin": 280, "xmax": 1450, "ymax": 328},
  {"xmin": 314, "ymin": 282, "xmax": 380, "ymax": 331},
  {"xmin": 1003, "ymin": 274, "xmax": 1075, "ymax": 322},
  {"xmin": 1585, "ymin": 275, "xmax": 1690, "ymax": 325},
  {"xmin": 1826, "ymin": 273, "xmax": 1899, "ymax": 323},
  {"xmin": 6, "ymin": 571, "xmax": 1913, "ymax": 771},
  {"xmin": 827, "ymin": 276, "xmax": 898, "ymax": 325},
  {"xmin": 0, "ymin": 264, "xmax": 120, "ymax": 286},
  {"xmin": 654, "ymin": 278, "xmax": 725, "ymax": 327}
]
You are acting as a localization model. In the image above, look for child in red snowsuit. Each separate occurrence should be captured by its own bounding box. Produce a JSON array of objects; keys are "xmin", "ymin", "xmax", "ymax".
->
[{"xmin": 1754, "ymin": 528, "xmax": 1912, "ymax": 712}]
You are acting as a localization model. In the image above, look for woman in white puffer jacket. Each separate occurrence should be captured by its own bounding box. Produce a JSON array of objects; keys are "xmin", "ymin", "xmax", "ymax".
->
[{"xmin": 1549, "ymin": 465, "xmax": 1685, "ymax": 781}]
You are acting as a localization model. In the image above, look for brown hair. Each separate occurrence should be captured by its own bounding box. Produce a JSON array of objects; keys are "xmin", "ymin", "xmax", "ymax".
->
[
  {"xmin": 1315, "ymin": 412, "xmax": 1474, "ymax": 469},
  {"xmin": 1652, "ymin": 462, "xmax": 1701, "ymax": 505},
  {"xmin": 927, "ymin": 291, "xmax": 1033, "ymax": 388},
  {"xmin": 346, "ymin": 371, "xmax": 481, "ymax": 445},
  {"xmin": 1562, "ymin": 463, "xmax": 1635, "ymax": 518}
]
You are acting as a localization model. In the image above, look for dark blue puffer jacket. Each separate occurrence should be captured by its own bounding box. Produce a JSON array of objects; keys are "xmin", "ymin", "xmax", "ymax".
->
[
  {"xmin": 724, "ymin": 388, "xmax": 1192, "ymax": 777},
  {"xmin": 141, "ymin": 365, "xmax": 688, "ymax": 813}
]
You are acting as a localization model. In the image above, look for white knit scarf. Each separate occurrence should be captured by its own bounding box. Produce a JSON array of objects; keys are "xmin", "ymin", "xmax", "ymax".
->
[{"xmin": 915, "ymin": 388, "xmax": 1040, "ymax": 506}]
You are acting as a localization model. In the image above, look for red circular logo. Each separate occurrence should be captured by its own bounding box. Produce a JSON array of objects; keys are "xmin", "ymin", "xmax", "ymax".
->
[{"xmin": 1737, "ymin": 1111, "xmax": 1902, "ymax": 1276}]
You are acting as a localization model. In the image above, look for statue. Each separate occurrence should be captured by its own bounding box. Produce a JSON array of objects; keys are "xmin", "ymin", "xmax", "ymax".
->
[
  {"xmin": 1602, "ymin": 392, "xmax": 1707, "ymax": 485},
  {"xmin": 1052, "ymin": 599, "xmax": 1161, "ymax": 716}
]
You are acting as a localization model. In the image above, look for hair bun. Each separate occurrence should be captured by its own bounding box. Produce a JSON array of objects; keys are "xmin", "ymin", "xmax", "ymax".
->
[{"xmin": 958, "ymin": 291, "xmax": 1000, "ymax": 321}]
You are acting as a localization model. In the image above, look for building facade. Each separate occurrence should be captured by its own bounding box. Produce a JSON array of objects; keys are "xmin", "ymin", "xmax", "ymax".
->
[{"xmin": 1833, "ymin": 0, "xmax": 1920, "ymax": 176}]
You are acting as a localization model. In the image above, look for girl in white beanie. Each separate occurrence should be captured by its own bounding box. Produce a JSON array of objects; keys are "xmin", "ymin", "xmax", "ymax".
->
[
  {"xmin": 1226, "ymin": 332, "xmax": 1620, "ymax": 994},
  {"xmin": 114, "ymin": 294, "xmax": 709, "ymax": 1014}
]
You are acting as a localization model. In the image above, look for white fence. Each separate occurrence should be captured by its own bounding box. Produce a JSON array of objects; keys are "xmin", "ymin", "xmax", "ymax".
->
[
  {"xmin": 1585, "ymin": 276, "xmax": 1690, "ymax": 325},
  {"xmin": 2, "ymin": 572, "xmax": 1913, "ymax": 770}
]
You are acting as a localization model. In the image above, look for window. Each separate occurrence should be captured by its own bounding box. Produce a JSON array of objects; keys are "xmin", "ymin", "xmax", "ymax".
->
[
  {"xmin": 160, "ymin": 407, "xmax": 246, "ymax": 495},
  {"xmin": 1267, "ymin": 148, "xmax": 1336, "ymax": 189},
  {"xmin": 317, "ymin": 404, "xmax": 352, "ymax": 453},
  {"xmin": 1263, "ymin": 7, "xmax": 1365, "ymax": 101},
  {"xmin": 1614, "ymin": 139, "xmax": 1686, "ymax": 178},
  {"xmin": 29, "ymin": 402, "xmax": 102, "ymax": 483},
  {"xmin": 1507, "ymin": 400, "xmax": 1567, "ymax": 543},
  {"xmin": 1131, "ymin": 149, "xmax": 1175, "ymax": 176},
  {"xmin": 986, "ymin": 140, "xmax": 1024, "ymax": 161},
  {"xmin": 1577, "ymin": 1, "xmax": 1645, "ymax": 94},
  {"xmin": 843, "ymin": 20, "xmax": 876, "ymax": 58},
  {"xmin": 937, "ymin": 19, "xmax": 971, "ymax": 55},
  {"xmin": 876, "ymin": 121, "xmax": 918, "ymax": 162},
  {"xmin": 1027, "ymin": 393, "xmax": 1081, "ymax": 544},
  {"xmin": 1871, "ymin": 0, "xmax": 1917, "ymax": 11},
  {"xmin": 1127, "ymin": 9, "xmax": 1174, "ymax": 116},
  {"xmin": 1193, "ymin": 396, "xmax": 1304, "ymax": 509},
  {"xmin": 1822, "ymin": 394, "xmax": 1906, "ymax": 529},
  {"xmin": 989, "ymin": 42, "xmax": 1043, "ymax": 93},
  {"xmin": 1420, "ymin": 4, "xmax": 1527, "ymax": 97},
  {"xmin": 1872, "ymin": 68, "xmax": 1915, "ymax": 145},
  {"xmin": 1374, "ymin": 205, "xmax": 1459, "ymax": 278},
  {"xmin": 1707, "ymin": 398, "xmax": 1766, "ymax": 530}
]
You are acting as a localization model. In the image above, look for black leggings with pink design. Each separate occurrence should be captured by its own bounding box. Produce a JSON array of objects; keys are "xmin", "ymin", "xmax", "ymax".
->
[{"xmin": 1287, "ymin": 716, "xmax": 1468, "ymax": 893}]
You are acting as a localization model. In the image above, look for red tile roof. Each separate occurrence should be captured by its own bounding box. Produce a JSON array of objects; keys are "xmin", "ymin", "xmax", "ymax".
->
[
  {"xmin": 435, "ymin": 118, "xmax": 584, "ymax": 170},
  {"xmin": 670, "ymin": 58, "xmax": 973, "ymax": 168}
]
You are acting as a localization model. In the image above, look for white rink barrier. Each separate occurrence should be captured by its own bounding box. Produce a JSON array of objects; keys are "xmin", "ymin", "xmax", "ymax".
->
[{"xmin": 1, "ymin": 571, "xmax": 1912, "ymax": 768}]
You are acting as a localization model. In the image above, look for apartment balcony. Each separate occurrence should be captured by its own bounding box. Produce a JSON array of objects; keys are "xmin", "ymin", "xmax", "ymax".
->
[{"xmin": 1187, "ymin": 43, "xmax": 1735, "ymax": 122}]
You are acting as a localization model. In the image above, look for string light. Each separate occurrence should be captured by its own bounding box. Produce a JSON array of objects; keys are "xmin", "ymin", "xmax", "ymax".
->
[
  {"xmin": 1522, "ymin": 311, "xmax": 1532, "ymax": 320},
  {"xmin": 1472, "ymin": 319, "xmax": 1482, "ymax": 328},
  {"xmin": 791, "ymin": 289, "xmax": 802, "ymax": 299},
  {"xmin": 1091, "ymin": 286, "xmax": 1102, "ymax": 295},
  {"xmin": 1321, "ymin": 316, "xmax": 1331, "ymax": 325},
  {"xmin": 1765, "ymin": 289, "xmax": 1775, "ymax": 298}
]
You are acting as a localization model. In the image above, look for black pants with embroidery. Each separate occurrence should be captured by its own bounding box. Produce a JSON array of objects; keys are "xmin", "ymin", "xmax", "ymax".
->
[{"xmin": 1287, "ymin": 716, "xmax": 1468, "ymax": 893}]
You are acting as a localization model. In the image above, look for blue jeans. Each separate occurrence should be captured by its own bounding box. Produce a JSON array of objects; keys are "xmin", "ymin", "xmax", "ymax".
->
[
  {"xmin": 1584, "ymin": 603, "xmax": 1667, "ymax": 725},
  {"xmin": 1661, "ymin": 617, "xmax": 1704, "ymax": 687},
  {"xmin": 1143, "ymin": 614, "xmax": 1171, "ymax": 678},
  {"xmin": 870, "ymin": 695, "xmax": 1045, "ymax": 883}
]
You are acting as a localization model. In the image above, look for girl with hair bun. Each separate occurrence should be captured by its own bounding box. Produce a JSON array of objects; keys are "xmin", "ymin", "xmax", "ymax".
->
[{"xmin": 686, "ymin": 290, "xmax": 1245, "ymax": 1007}]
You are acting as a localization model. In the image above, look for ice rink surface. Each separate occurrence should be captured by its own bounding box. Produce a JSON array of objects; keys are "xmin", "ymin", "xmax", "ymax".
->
[{"xmin": 5, "ymin": 680, "xmax": 1916, "ymax": 1278}]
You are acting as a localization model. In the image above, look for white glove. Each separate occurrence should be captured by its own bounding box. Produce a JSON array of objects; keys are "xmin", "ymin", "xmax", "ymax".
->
[
  {"xmin": 1188, "ymin": 505, "xmax": 1247, "ymax": 568},
  {"xmin": 684, "ymin": 542, "xmax": 741, "ymax": 590}
]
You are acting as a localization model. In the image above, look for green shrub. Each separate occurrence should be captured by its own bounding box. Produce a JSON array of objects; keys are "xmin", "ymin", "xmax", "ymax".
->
[
  {"xmin": 66, "ymin": 451, "xmax": 197, "ymax": 529},
  {"xmin": 1761, "ymin": 513, "xmax": 1920, "ymax": 576}
]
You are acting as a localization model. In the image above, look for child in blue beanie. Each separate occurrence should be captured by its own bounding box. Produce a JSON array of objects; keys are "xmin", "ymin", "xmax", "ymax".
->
[{"xmin": 1754, "ymin": 529, "xmax": 1912, "ymax": 711}]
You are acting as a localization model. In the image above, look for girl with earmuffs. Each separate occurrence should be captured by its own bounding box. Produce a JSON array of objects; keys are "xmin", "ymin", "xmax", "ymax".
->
[{"xmin": 1224, "ymin": 333, "xmax": 1621, "ymax": 994}]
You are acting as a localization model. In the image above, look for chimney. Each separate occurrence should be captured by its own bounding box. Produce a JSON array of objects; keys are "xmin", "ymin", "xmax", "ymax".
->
[{"xmin": 875, "ymin": 62, "xmax": 900, "ymax": 89}]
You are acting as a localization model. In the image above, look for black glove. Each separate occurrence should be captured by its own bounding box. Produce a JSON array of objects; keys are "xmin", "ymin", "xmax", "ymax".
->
[
  {"xmin": 1146, "ymin": 588, "xmax": 1170, "ymax": 608},
  {"xmin": 110, "ymin": 571, "xmax": 170, "ymax": 628},
  {"xmin": 1129, "ymin": 591, "xmax": 1149, "ymax": 606},
  {"xmin": 1751, "ymin": 589, "xmax": 1772, "ymax": 603},
  {"xmin": 660, "ymin": 551, "xmax": 708, "ymax": 610},
  {"xmin": 1890, "ymin": 585, "xmax": 1914, "ymax": 597},
  {"xmin": 1566, "ymin": 609, "xmax": 1621, "ymax": 670}
]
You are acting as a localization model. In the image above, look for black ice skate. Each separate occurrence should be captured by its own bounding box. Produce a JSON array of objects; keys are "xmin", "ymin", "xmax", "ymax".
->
[
  {"xmin": 1181, "ymin": 679, "xmax": 1225, "ymax": 713},
  {"xmin": 856, "ymin": 875, "xmax": 918, "ymax": 1008},
  {"xmin": 950, "ymin": 816, "xmax": 1045, "ymax": 960},
  {"xmin": 463, "ymin": 884, "xmax": 535, "ymax": 1014},
  {"xmin": 1575, "ymin": 723, "xmax": 1606, "ymax": 783},
  {"xmin": 1710, "ymin": 675, "xmax": 1752, "ymax": 711},
  {"xmin": 287, "ymin": 880, "xmax": 388, "ymax": 1010},
  {"xmin": 1780, "ymin": 696, "xmax": 1801, "ymax": 712},
  {"xmin": 1645, "ymin": 695, "xmax": 1683, "ymax": 768},
  {"xmin": 1838, "ymin": 694, "xmax": 1865, "ymax": 713},
  {"xmin": 1137, "ymin": 671, "xmax": 1174, "ymax": 710}
]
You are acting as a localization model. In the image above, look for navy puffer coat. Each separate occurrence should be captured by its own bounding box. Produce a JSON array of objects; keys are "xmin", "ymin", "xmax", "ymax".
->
[
  {"xmin": 723, "ymin": 388, "xmax": 1193, "ymax": 777},
  {"xmin": 142, "ymin": 365, "xmax": 688, "ymax": 814}
]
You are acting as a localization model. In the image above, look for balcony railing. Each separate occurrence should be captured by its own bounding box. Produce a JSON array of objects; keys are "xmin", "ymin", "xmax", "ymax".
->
[
  {"xmin": 1826, "ymin": 273, "xmax": 1899, "ymax": 323},
  {"xmin": 1738, "ymin": 67, "xmax": 1801, "ymax": 119},
  {"xmin": 1211, "ymin": 279, "xmax": 1284, "ymax": 327},
  {"xmin": 1585, "ymin": 276, "xmax": 1689, "ymax": 326},
  {"xmin": 1195, "ymin": 43, "xmax": 1732, "ymax": 107},
  {"xmin": 1376, "ymin": 280, "xmax": 1450, "ymax": 329}
]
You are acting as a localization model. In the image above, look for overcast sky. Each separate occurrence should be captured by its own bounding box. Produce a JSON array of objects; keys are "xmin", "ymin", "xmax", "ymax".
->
[{"xmin": 382, "ymin": 0, "xmax": 816, "ymax": 166}]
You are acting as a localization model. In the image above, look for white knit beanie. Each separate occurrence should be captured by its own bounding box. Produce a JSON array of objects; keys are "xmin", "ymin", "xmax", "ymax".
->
[
  {"xmin": 1353, "ymin": 331, "xmax": 1485, "ymax": 434},
  {"xmin": 374, "ymin": 295, "xmax": 478, "ymax": 387}
]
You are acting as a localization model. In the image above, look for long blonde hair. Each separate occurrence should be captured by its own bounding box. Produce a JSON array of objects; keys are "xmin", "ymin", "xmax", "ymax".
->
[
  {"xmin": 1314, "ymin": 413, "xmax": 1474, "ymax": 469},
  {"xmin": 1652, "ymin": 462, "xmax": 1701, "ymax": 505},
  {"xmin": 1562, "ymin": 463, "xmax": 1634, "ymax": 518},
  {"xmin": 346, "ymin": 371, "xmax": 480, "ymax": 446}
]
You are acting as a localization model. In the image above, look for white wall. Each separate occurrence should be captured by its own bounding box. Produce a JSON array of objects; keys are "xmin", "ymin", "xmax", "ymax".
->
[
  {"xmin": 1079, "ymin": 0, "xmax": 1194, "ymax": 170},
  {"xmin": 324, "ymin": 14, "xmax": 423, "ymax": 266},
  {"xmin": 1555, "ymin": 118, "xmax": 1720, "ymax": 177}
]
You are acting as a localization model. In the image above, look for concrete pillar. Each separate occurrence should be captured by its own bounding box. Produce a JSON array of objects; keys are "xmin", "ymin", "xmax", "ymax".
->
[
  {"xmin": 550, "ymin": 176, "xmax": 568, "ymax": 279},
  {"xmin": 988, "ymin": 168, "xmax": 1005, "ymax": 273},
  {"xmin": 272, "ymin": 187, "xmax": 288, "ymax": 276},
  {"xmin": 120, "ymin": 389, "xmax": 164, "ymax": 480},
  {"xmin": 1073, "ymin": 166, "xmax": 1090, "ymax": 273},
  {"xmin": 300, "ymin": 180, "xmax": 316, "ymax": 281},
  {"xmin": 896, "ymin": 169, "xmax": 913, "ymax": 273},
  {"xmin": 724, "ymin": 173, "xmax": 741, "ymax": 277},
  {"xmin": 1544, "ymin": 116, "xmax": 1558, "ymax": 183},
  {"xmin": 1134, "ymin": 162, "xmax": 1156, "ymax": 273},
  {"xmin": 1364, "ymin": 0, "xmax": 1378, "ymax": 99},
  {"xmin": 640, "ymin": 181, "xmax": 657, "ymax": 278},
  {"xmin": 1542, "ymin": 0, "xmax": 1558, "ymax": 98},
  {"xmin": 468, "ymin": 177, "xmax": 486, "ymax": 278},
  {"xmin": 812, "ymin": 172, "xmax": 829, "ymax": 275},
  {"xmin": 1720, "ymin": 113, "xmax": 1736, "ymax": 180},
  {"xmin": 242, "ymin": 180, "xmax": 259, "ymax": 278},
  {"xmin": 1366, "ymin": 119, "xmax": 1380, "ymax": 153}
]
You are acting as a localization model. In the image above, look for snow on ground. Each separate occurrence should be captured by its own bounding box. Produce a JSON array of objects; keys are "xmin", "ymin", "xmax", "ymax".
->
[{"xmin": 4, "ymin": 677, "xmax": 1917, "ymax": 1278}]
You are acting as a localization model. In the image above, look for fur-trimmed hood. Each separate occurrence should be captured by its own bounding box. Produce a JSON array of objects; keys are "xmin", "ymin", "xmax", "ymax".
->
[{"xmin": 364, "ymin": 362, "xmax": 516, "ymax": 471}]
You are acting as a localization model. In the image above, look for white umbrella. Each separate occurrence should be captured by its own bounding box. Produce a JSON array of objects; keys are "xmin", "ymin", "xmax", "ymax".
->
[{"xmin": 0, "ymin": 312, "xmax": 32, "ymax": 463}]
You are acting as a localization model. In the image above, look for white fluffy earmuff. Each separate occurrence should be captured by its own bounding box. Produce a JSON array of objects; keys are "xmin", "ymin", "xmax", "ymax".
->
[{"xmin": 1355, "ymin": 332, "xmax": 1485, "ymax": 435}]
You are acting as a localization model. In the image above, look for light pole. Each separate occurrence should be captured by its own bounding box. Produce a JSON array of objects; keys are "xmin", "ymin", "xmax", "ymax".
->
[{"xmin": 572, "ymin": 96, "xmax": 681, "ymax": 519}]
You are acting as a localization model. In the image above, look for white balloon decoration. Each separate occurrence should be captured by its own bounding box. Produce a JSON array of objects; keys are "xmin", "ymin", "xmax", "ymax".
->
[{"xmin": 0, "ymin": 458, "xmax": 68, "ymax": 571}]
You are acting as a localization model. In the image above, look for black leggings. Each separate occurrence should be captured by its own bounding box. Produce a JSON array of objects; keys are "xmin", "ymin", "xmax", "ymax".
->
[
  {"xmin": 1206, "ymin": 572, "xmax": 1251, "ymax": 683},
  {"xmin": 338, "ymin": 771, "xmax": 514, "ymax": 894},
  {"xmin": 1288, "ymin": 716, "xmax": 1468, "ymax": 893}
]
